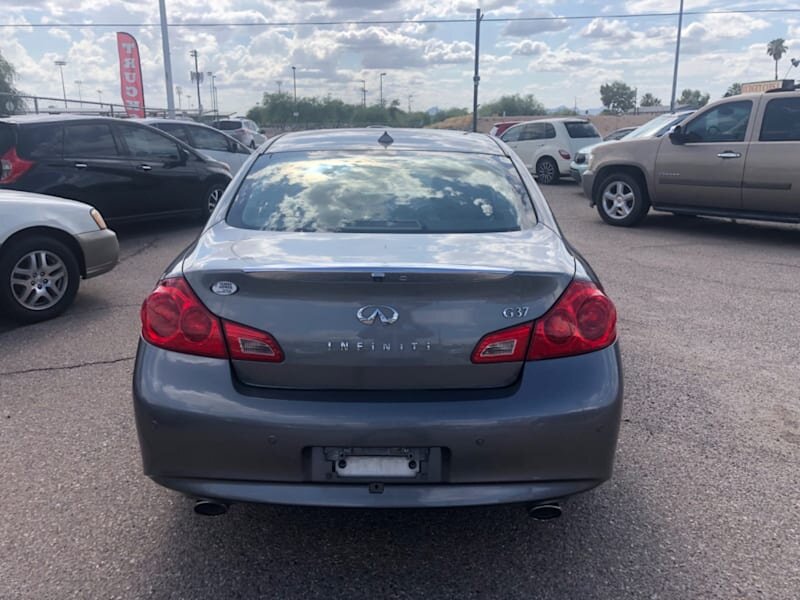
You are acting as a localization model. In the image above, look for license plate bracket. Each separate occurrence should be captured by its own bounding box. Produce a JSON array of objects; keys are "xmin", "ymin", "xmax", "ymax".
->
[{"xmin": 309, "ymin": 447, "xmax": 443, "ymax": 483}]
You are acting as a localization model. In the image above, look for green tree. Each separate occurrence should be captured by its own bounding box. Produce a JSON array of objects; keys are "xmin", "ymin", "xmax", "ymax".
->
[
  {"xmin": 639, "ymin": 92, "xmax": 662, "ymax": 107},
  {"xmin": 678, "ymin": 89, "xmax": 710, "ymax": 107},
  {"xmin": 0, "ymin": 51, "xmax": 24, "ymax": 114},
  {"xmin": 724, "ymin": 83, "xmax": 742, "ymax": 97},
  {"xmin": 599, "ymin": 81, "xmax": 636, "ymax": 113},
  {"xmin": 767, "ymin": 38, "xmax": 788, "ymax": 80},
  {"xmin": 245, "ymin": 92, "xmax": 462, "ymax": 129},
  {"xmin": 478, "ymin": 94, "xmax": 545, "ymax": 117}
]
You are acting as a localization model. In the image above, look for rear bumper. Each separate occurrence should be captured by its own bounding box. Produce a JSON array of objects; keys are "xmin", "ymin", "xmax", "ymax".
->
[
  {"xmin": 133, "ymin": 340, "xmax": 623, "ymax": 508},
  {"xmin": 75, "ymin": 229, "xmax": 119, "ymax": 278}
]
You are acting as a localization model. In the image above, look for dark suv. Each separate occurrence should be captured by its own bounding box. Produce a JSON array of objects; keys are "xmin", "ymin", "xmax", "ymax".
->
[{"xmin": 0, "ymin": 115, "xmax": 232, "ymax": 223}]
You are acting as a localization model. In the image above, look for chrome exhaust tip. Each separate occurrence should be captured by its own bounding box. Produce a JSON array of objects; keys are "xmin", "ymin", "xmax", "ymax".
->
[
  {"xmin": 193, "ymin": 499, "xmax": 229, "ymax": 516},
  {"xmin": 527, "ymin": 502, "xmax": 562, "ymax": 520}
]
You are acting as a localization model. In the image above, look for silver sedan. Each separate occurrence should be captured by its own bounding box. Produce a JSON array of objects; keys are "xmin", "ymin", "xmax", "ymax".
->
[{"xmin": 0, "ymin": 190, "xmax": 118, "ymax": 322}]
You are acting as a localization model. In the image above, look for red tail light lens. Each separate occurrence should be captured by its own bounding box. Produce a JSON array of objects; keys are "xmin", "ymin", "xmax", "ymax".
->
[
  {"xmin": 471, "ymin": 323, "xmax": 533, "ymax": 363},
  {"xmin": 0, "ymin": 147, "xmax": 35, "ymax": 184},
  {"xmin": 223, "ymin": 321, "xmax": 284, "ymax": 362},
  {"xmin": 141, "ymin": 277, "xmax": 285, "ymax": 362},
  {"xmin": 470, "ymin": 281, "xmax": 616, "ymax": 364},
  {"xmin": 141, "ymin": 278, "xmax": 228, "ymax": 358},
  {"xmin": 528, "ymin": 280, "xmax": 616, "ymax": 360},
  {"xmin": 558, "ymin": 150, "xmax": 571, "ymax": 160}
]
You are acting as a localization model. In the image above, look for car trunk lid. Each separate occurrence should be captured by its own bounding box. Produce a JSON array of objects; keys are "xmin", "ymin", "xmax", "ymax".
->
[{"xmin": 182, "ymin": 223, "xmax": 575, "ymax": 390}]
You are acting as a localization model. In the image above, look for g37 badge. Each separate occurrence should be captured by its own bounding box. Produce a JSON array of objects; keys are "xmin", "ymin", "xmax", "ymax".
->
[{"xmin": 502, "ymin": 306, "xmax": 529, "ymax": 319}]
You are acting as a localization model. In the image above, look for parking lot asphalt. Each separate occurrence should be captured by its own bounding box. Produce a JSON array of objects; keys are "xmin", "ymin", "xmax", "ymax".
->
[{"xmin": 1, "ymin": 182, "xmax": 799, "ymax": 599}]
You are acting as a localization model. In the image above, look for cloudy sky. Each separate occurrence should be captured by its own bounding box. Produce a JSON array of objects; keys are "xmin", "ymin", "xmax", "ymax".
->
[{"xmin": 2, "ymin": 0, "xmax": 800, "ymax": 115}]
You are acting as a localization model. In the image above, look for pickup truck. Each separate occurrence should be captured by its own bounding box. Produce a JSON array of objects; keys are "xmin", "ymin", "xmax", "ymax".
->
[{"xmin": 582, "ymin": 90, "xmax": 800, "ymax": 226}]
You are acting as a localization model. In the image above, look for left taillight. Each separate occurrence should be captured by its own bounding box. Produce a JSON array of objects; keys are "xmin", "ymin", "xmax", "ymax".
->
[
  {"xmin": 140, "ymin": 277, "xmax": 283, "ymax": 362},
  {"xmin": 0, "ymin": 147, "xmax": 35, "ymax": 184},
  {"xmin": 470, "ymin": 280, "xmax": 617, "ymax": 364}
]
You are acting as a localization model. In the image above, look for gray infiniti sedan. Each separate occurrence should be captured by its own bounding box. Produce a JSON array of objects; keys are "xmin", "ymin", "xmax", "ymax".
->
[{"xmin": 133, "ymin": 128, "xmax": 622, "ymax": 518}]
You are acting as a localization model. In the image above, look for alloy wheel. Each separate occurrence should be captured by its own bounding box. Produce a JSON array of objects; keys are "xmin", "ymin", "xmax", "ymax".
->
[
  {"xmin": 601, "ymin": 181, "xmax": 636, "ymax": 219},
  {"xmin": 10, "ymin": 250, "xmax": 69, "ymax": 311},
  {"xmin": 207, "ymin": 187, "xmax": 224, "ymax": 213},
  {"xmin": 537, "ymin": 160, "xmax": 557, "ymax": 185}
]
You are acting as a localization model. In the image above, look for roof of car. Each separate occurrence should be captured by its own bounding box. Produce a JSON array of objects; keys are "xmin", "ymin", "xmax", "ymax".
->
[
  {"xmin": 138, "ymin": 117, "xmax": 203, "ymax": 125},
  {"xmin": 264, "ymin": 128, "xmax": 505, "ymax": 155},
  {"xmin": 0, "ymin": 114, "xmax": 115, "ymax": 124}
]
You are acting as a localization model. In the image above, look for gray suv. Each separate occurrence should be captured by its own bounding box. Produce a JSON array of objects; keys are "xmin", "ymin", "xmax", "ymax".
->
[{"xmin": 582, "ymin": 91, "xmax": 800, "ymax": 226}]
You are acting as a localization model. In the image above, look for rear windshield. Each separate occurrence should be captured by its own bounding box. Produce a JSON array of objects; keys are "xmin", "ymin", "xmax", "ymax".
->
[
  {"xmin": 227, "ymin": 151, "xmax": 532, "ymax": 233},
  {"xmin": 564, "ymin": 122, "xmax": 601, "ymax": 138},
  {"xmin": 214, "ymin": 120, "xmax": 241, "ymax": 131}
]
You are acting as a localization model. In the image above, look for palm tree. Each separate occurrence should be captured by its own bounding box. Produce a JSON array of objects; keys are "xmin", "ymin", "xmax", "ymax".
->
[{"xmin": 767, "ymin": 38, "xmax": 788, "ymax": 80}]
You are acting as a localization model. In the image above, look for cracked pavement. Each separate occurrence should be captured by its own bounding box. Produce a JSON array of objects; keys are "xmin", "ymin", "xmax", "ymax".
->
[{"xmin": 1, "ymin": 186, "xmax": 799, "ymax": 599}]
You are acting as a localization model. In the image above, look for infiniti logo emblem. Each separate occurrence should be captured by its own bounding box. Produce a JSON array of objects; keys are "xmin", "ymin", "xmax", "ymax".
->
[{"xmin": 357, "ymin": 305, "xmax": 399, "ymax": 325}]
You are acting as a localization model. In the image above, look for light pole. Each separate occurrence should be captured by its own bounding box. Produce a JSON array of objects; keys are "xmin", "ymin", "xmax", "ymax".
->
[
  {"xmin": 379, "ymin": 72, "xmax": 386, "ymax": 108},
  {"xmin": 190, "ymin": 49, "xmax": 202, "ymax": 115},
  {"xmin": 360, "ymin": 79, "xmax": 366, "ymax": 108},
  {"xmin": 54, "ymin": 60, "xmax": 67, "ymax": 108},
  {"xmin": 74, "ymin": 80, "xmax": 83, "ymax": 105},
  {"xmin": 207, "ymin": 71, "xmax": 216, "ymax": 114},
  {"xmin": 670, "ymin": 0, "xmax": 685, "ymax": 112},
  {"xmin": 291, "ymin": 66, "xmax": 297, "ymax": 103},
  {"xmin": 97, "ymin": 89, "xmax": 103, "ymax": 111},
  {"xmin": 158, "ymin": 0, "xmax": 176, "ymax": 117},
  {"xmin": 407, "ymin": 93, "xmax": 413, "ymax": 113},
  {"xmin": 276, "ymin": 80, "xmax": 283, "ymax": 95},
  {"xmin": 176, "ymin": 85, "xmax": 182, "ymax": 110}
]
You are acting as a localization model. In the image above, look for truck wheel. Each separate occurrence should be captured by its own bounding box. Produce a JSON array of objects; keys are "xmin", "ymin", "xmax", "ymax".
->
[
  {"xmin": 595, "ymin": 173, "xmax": 650, "ymax": 227},
  {"xmin": 0, "ymin": 234, "xmax": 81, "ymax": 323}
]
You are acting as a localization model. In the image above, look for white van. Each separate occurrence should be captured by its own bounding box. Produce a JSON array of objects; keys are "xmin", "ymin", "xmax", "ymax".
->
[{"xmin": 499, "ymin": 118, "xmax": 602, "ymax": 184}]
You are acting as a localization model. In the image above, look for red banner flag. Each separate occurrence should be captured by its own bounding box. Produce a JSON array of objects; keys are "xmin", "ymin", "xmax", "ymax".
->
[{"xmin": 116, "ymin": 32, "xmax": 145, "ymax": 118}]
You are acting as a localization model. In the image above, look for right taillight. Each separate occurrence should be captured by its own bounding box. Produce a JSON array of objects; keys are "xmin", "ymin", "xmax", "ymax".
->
[
  {"xmin": 140, "ymin": 277, "xmax": 283, "ymax": 362},
  {"xmin": 470, "ymin": 280, "xmax": 617, "ymax": 364},
  {"xmin": 527, "ymin": 280, "xmax": 617, "ymax": 360},
  {"xmin": 0, "ymin": 147, "xmax": 35, "ymax": 184}
]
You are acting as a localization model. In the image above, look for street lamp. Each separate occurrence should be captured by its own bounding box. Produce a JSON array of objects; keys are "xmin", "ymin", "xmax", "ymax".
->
[
  {"xmin": 379, "ymin": 72, "xmax": 386, "ymax": 108},
  {"xmin": 291, "ymin": 66, "xmax": 297, "ymax": 104},
  {"xmin": 54, "ymin": 60, "xmax": 67, "ymax": 108},
  {"xmin": 207, "ymin": 71, "xmax": 217, "ymax": 115},
  {"xmin": 360, "ymin": 79, "xmax": 366, "ymax": 108},
  {"xmin": 74, "ymin": 80, "xmax": 83, "ymax": 105},
  {"xmin": 189, "ymin": 49, "xmax": 202, "ymax": 115},
  {"xmin": 175, "ymin": 85, "xmax": 182, "ymax": 110}
]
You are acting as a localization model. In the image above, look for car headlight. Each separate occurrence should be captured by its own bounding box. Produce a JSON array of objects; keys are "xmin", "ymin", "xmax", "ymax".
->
[{"xmin": 90, "ymin": 208, "xmax": 108, "ymax": 230}]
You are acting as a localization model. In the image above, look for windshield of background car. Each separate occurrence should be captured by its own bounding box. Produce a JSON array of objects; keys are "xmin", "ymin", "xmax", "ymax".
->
[
  {"xmin": 226, "ymin": 151, "xmax": 534, "ymax": 233},
  {"xmin": 215, "ymin": 121, "xmax": 242, "ymax": 131},
  {"xmin": 564, "ymin": 122, "xmax": 601, "ymax": 138},
  {"xmin": 625, "ymin": 113, "xmax": 692, "ymax": 140}
]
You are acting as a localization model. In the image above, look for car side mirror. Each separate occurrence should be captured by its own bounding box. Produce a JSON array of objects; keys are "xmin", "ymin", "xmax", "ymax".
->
[{"xmin": 669, "ymin": 125, "xmax": 685, "ymax": 145}]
